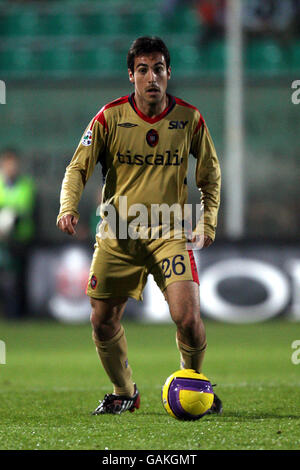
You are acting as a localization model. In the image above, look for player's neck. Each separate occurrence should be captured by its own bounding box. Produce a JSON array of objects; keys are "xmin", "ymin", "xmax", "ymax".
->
[{"xmin": 133, "ymin": 93, "xmax": 169, "ymax": 118}]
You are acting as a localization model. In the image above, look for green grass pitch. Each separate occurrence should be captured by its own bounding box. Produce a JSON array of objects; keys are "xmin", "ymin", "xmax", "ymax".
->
[{"xmin": 0, "ymin": 318, "xmax": 299, "ymax": 450}]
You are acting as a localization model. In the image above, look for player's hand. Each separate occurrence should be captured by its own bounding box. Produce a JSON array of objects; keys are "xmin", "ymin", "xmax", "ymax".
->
[
  {"xmin": 58, "ymin": 214, "xmax": 79, "ymax": 236},
  {"xmin": 190, "ymin": 234, "xmax": 213, "ymax": 249}
]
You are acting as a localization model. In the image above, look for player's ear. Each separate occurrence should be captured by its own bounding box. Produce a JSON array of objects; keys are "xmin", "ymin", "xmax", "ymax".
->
[
  {"xmin": 128, "ymin": 69, "xmax": 135, "ymax": 84},
  {"xmin": 167, "ymin": 66, "xmax": 171, "ymax": 80}
]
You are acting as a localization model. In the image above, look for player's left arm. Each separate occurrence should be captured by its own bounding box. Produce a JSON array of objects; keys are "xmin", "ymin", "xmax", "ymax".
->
[
  {"xmin": 57, "ymin": 116, "xmax": 106, "ymax": 235},
  {"xmin": 190, "ymin": 116, "xmax": 221, "ymax": 246}
]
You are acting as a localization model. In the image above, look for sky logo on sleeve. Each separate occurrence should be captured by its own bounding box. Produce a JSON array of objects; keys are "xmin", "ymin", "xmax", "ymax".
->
[{"xmin": 82, "ymin": 130, "xmax": 92, "ymax": 146}]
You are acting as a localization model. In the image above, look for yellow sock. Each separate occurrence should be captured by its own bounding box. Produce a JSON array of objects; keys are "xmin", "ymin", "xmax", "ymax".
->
[
  {"xmin": 92, "ymin": 325, "xmax": 135, "ymax": 396},
  {"xmin": 176, "ymin": 333, "xmax": 207, "ymax": 373}
]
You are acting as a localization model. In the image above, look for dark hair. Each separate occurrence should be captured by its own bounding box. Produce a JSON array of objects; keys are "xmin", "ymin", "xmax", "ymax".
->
[{"xmin": 127, "ymin": 36, "xmax": 170, "ymax": 73}]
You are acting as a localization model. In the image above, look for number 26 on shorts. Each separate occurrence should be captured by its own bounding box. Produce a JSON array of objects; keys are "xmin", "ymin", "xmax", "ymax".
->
[{"xmin": 161, "ymin": 255, "xmax": 186, "ymax": 278}]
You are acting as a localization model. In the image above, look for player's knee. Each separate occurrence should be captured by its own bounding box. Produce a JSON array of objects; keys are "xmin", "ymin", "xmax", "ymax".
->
[
  {"xmin": 90, "ymin": 298, "xmax": 100, "ymax": 324},
  {"xmin": 90, "ymin": 307, "xmax": 111, "ymax": 330},
  {"xmin": 175, "ymin": 309, "xmax": 201, "ymax": 336},
  {"xmin": 90, "ymin": 298, "xmax": 121, "ymax": 337},
  {"xmin": 90, "ymin": 311, "xmax": 117, "ymax": 340},
  {"xmin": 90, "ymin": 308, "xmax": 100, "ymax": 330}
]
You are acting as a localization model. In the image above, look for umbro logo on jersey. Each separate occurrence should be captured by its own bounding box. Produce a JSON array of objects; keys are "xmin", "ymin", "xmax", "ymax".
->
[
  {"xmin": 168, "ymin": 120, "xmax": 188, "ymax": 129},
  {"xmin": 117, "ymin": 122, "xmax": 138, "ymax": 128}
]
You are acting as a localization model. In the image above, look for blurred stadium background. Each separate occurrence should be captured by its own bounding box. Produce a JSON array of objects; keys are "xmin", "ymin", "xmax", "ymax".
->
[{"xmin": 0, "ymin": 0, "xmax": 300, "ymax": 325}]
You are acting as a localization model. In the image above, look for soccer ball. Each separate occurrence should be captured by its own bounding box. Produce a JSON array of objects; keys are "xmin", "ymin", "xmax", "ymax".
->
[{"xmin": 161, "ymin": 369, "xmax": 214, "ymax": 420}]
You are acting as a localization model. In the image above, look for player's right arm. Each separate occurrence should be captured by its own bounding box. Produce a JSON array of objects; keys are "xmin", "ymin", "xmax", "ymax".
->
[{"xmin": 57, "ymin": 111, "xmax": 107, "ymax": 235}]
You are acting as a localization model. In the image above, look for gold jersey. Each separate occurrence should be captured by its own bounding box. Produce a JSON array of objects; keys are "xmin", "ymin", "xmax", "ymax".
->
[{"xmin": 57, "ymin": 93, "xmax": 221, "ymax": 241}]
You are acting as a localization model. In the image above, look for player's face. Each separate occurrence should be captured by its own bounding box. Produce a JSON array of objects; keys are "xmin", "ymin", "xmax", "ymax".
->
[{"xmin": 128, "ymin": 52, "xmax": 171, "ymax": 106}]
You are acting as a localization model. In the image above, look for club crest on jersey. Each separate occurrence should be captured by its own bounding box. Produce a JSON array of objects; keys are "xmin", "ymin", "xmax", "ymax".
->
[
  {"xmin": 90, "ymin": 274, "xmax": 97, "ymax": 289},
  {"xmin": 82, "ymin": 130, "xmax": 92, "ymax": 146},
  {"xmin": 146, "ymin": 129, "xmax": 159, "ymax": 147}
]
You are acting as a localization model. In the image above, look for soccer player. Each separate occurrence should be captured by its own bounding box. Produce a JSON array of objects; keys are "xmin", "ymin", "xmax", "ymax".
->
[{"xmin": 57, "ymin": 36, "xmax": 222, "ymax": 415}]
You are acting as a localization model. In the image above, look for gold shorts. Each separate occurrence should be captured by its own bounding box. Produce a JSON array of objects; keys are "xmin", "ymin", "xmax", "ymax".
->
[{"xmin": 86, "ymin": 236, "xmax": 199, "ymax": 301}]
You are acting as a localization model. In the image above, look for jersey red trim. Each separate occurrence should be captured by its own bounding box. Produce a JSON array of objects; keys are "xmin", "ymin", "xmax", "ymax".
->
[
  {"xmin": 174, "ymin": 97, "xmax": 199, "ymax": 111},
  {"xmin": 193, "ymin": 115, "xmax": 205, "ymax": 135},
  {"xmin": 91, "ymin": 95, "xmax": 129, "ymax": 133},
  {"xmin": 174, "ymin": 97, "xmax": 205, "ymax": 134},
  {"xmin": 94, "ymin": 111, "xmax": 109, "ymax": 132},
  {"xmin": 188, "ymin": 250, "xmax": 199, "ymax": 285},
  {"xmin": 90, "ymin": 111, "xmax": 108, "ymax": 132},
  {"xmin": 101, "ymin": 95, "xmax": 129, "ymax": 112},
  {"xmin": 129, "ymin": 93, "xmax": 176, "ymax": 124}
]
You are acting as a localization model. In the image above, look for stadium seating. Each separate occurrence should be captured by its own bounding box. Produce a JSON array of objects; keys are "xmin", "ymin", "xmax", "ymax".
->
[
  {"xmin": 0, "ymin": 2, "xmax": 298, "ymax": 78},
  {"xmin": 0, "ymin": 10, "xmax": 40, "ymax": 37},
  {"xmin": 245, "ymin": 39, "xmax": 288, "ymax": 75},
  {"xmin": 289, "ymin": 40, "xmax": 300, "ymax": 73}
]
